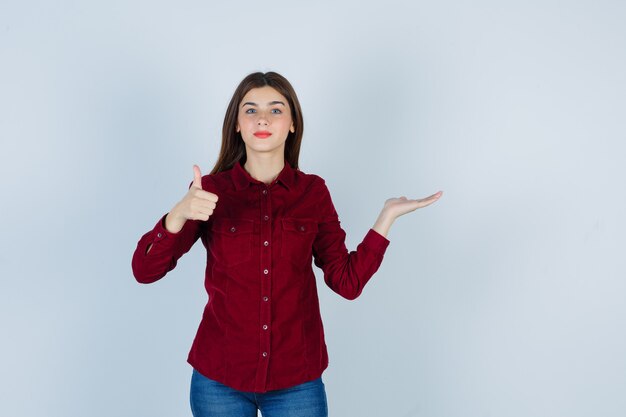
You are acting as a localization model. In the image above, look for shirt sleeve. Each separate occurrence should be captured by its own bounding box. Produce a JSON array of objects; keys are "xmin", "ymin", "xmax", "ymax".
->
[
  {"xmin": 131, "ymin": 178, "xmax": 210, "ymax": 284},
  {"xmin": 311, "ymin": 177, "xmax": 390, "ymax": 300}
]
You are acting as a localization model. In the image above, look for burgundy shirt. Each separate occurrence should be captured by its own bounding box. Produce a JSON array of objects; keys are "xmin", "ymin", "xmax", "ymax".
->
[{"xmin": 131, "ymin": 160, "xmax": 390, "ymax": 392}]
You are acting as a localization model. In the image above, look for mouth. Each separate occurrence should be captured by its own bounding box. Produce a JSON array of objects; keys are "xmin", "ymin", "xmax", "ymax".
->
[{"xmin": 254, "ymin": 131, "xmax": 272, "ymax": 139}]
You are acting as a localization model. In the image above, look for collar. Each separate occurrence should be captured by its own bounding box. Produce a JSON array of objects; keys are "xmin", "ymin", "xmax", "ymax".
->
[{"xmin": 232, "ymin": 160, "xmax": 295, "ymax": 191}]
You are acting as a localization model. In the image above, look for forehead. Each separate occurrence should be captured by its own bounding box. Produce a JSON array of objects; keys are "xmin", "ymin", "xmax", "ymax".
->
[{"xmin": 240, "ymin": 86, "xmax": 289, "ymax": 107}]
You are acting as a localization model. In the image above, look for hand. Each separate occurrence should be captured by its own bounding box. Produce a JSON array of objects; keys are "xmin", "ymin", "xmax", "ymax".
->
[
  {"xmin": 382, "ymin": 191, "xmax": 443, "ymax": 220},
  {"xmin": 165, "ymin": 165, "xmax": 219, "ymax": 233},
  {"xmin": 372, "ymin": 191, "xmax": 442, "ymax": 238}
]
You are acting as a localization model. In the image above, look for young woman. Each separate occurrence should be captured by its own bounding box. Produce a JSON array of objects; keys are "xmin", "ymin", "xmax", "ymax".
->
[{"xmin": 132, "ymin": 71, "xmax": 442, "ymax": 417}]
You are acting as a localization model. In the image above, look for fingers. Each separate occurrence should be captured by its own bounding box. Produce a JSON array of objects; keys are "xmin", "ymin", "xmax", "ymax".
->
[
  {"xmin": 191, "ymin": 196, "xmax": 217, "ymax": 208},
  {"xmin": 403, "ymin": 191, "xmax": 443, "ymax": 204},
  {"xmin": 189, "ymin": 204, "xmax": 216, "ymax": 221},
  {"xmin": 420, "ymin": 191, "xmax": 443, "ymax": 202},
  {"xmin": 185, "ymin": 189, "xmax": 218, "ymax": 221},
  {"xmin": 384, "ymin": 191, "xmax": 442, "ymax": 218},
  {"xmin": 414, "ymin": 191, "xmax": 442, "ymax": 208},
  {"xmin": 191, "ymin": 188, "xmax": 219, "ymax": 203},
  {"xmin": 192, "ymin": 164, "xmax": 202, "ymax": 188},
  {"xmin": 183, "ymin": 196, "xmax": 217, "ymax": 221},
  {"xmin": 190, "ymin": 213, "xmax": 212, "ymax": 221}
]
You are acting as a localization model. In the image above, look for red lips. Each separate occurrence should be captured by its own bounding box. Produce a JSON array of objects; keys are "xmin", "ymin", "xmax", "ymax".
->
[{"xmin": 254, "ymin": 131, "xmax": 272, "ymax": 138}]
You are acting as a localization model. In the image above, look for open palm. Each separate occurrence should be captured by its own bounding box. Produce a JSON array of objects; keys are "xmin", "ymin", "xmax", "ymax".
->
[{"xmin": 383, "ymin": 191, "xmax": 443, "ymax": 219}]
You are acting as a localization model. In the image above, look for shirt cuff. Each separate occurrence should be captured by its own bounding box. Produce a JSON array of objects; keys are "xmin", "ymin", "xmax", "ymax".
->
[
  {"xmin": 151, "ymin": 213, "xmax": 180, "ymax": 244},
  {"xmin": 364, "ymin": 228, "xmax": 391, "ymax": 255}
]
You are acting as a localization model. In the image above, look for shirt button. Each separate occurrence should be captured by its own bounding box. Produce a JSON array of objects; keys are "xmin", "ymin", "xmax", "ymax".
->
[
  {"xmin": 262, "ymin": 189, "xmax": 268, "ymax": 195},
  {"xmin": 300, "ymin": 226, "xmax": 305, "ymax": 231},
  {"xmin": 157, "ymin": 232, "xmax": 162, "ymax": 238},
  {"xmin": 262, "ymin": 325, "xmax": 268, "ymax": 330},
  {"xmin": 262, "ymin": 352, "xmax": 268, "ymax": 357},
  {"xmin": 263, "ymin": 241, "xmax": 269, "ymax": 246},
  {"xmin": 263, "ymin": 296, "xmax": 269, "ymax": 302},
  {"xmin": 263, "ymin": 215, "xmax": 269, "ymax": 221},
  {"xmin": 263, "ymin": 269, "xmax": 269, "ymax": 275},
  {"xmin": 230, "ymin": 227, "xmax": 236, "ymax": 232}
]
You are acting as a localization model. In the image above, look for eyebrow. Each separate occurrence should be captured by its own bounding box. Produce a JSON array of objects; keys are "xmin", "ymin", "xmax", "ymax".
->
[{"xmin": 241, "ymin": 101, "xmax": 286, "ymax": 107}]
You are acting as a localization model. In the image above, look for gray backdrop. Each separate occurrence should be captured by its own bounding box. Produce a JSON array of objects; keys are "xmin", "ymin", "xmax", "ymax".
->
[{"xmin": 1, "ymin": 1, "xmax": 625, "ymax": 416}]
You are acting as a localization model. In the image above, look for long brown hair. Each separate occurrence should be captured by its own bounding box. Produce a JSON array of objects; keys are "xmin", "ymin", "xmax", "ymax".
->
[{"xmin": 209, "ymin": 71, "xmax": 304, "ymax": 175}]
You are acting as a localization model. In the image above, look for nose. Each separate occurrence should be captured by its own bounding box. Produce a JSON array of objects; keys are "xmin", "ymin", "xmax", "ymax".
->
[{"xmin": 256, "ymin": 110, "xmax": 270, "ymax": 126}]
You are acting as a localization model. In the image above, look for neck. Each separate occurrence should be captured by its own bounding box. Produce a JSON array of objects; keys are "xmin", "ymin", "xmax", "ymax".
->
[{"xmin": 243, "ymin": 154, "xmax": 285, "ymax": 185}]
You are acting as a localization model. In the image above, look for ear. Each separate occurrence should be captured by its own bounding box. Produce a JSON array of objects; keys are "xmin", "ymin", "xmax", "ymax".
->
[
  {"xmin": 290, "ymin": 124, "xmax": 295, "ymax": 133},
  {"xmin": 236, "ymin": 124, "xmax": 240, "ymax": 132}
]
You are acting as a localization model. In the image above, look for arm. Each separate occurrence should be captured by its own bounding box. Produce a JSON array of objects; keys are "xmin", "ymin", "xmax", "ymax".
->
[
  {"xmin": 312, "ymin": 179, "xmax": 443, "ymax": 300},
  {"xmin": 131, "ymin": 214, "xmax": 204, "ymax": 284},
  {"xmin": 144, "ymin": 211, "xmax": 190, "ymax": 255},
  {"xmin": 131, "ymin": 165, "xmax": 219, "ymax": 284},
  {"xmin": 312, "ymin": 178, "xmax": 391, "ymax": 300}
]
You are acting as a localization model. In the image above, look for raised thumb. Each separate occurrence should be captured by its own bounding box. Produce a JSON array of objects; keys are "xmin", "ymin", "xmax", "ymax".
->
[{"xmin": 192, "ymin": 164, "xmax": 202, "ymax": 188}]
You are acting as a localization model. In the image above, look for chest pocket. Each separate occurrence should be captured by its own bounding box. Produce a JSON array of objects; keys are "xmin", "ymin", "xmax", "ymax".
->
[
  {"xmin": 280, "ymin": 218, "xmax": 319, "ymax": 269},
  {"xmin": 210, "ymin": 218, "xmax": 255, "ymax": 266}
]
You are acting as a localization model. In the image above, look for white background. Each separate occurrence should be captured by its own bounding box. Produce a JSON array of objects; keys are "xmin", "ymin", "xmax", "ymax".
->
[{"xmin": 1, "ymin": 1, "xmax": 625, "ymax": 416}]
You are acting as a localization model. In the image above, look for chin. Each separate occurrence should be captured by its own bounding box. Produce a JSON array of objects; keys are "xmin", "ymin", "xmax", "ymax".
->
[{"xmin": 245, "ymin": 142, "xmax": 286, "ymax": 155}]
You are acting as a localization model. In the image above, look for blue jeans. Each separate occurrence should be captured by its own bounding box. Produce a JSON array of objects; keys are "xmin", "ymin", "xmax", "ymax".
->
[{"xmin": 190, "ymin": 368, "xmax": 328, "ymax": 417}]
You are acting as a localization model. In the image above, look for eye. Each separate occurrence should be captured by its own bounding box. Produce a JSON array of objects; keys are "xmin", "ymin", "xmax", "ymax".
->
[
  {"xmin": 271, "ymin": 109, "xmax": 282, "ymax": 114},
  {"xmin": 245, "ymin": 108, "xmax": 256, "ymax": 114}
]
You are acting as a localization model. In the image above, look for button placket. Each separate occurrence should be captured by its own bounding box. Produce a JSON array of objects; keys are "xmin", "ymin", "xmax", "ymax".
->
[{"xmin": 255, "ymin": 185, "xmax": 272, "ymax": 389}]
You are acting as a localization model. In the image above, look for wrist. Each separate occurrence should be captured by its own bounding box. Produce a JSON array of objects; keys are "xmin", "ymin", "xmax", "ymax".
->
[
  {"xmin": 165, "ymin": 209, "xmax": 186, "ymax": 234},
  {"xmin": 372, "ymin": 210, "xmax": 395, "ymax": 238}
]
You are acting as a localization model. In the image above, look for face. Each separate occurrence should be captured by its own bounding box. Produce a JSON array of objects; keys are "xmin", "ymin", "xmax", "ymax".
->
[{"xmin": 236, "ymin": 86, "xmax": 295, "ymax": 158}]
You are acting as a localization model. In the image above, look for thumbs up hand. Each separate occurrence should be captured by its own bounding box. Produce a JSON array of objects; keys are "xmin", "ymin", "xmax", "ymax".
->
[{"xmin": 165, "ymin": 165, "xmax": 219, "ymax": 233}]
